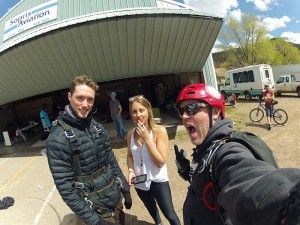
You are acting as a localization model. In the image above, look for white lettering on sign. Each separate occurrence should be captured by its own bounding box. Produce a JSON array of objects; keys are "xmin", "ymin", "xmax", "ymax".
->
[{"xmin": 3, "ymin": 0, "xmax": 58, "ymax": 41}]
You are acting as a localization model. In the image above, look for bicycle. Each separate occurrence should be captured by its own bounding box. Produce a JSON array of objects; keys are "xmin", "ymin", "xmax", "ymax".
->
[{"xmin": 249, "ymin": 100, "xmax": 288, "ymax": 125}]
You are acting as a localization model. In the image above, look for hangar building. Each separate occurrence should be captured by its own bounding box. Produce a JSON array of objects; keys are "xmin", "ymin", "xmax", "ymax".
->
[{"xmin": 0, "ymin": 0, "xmax": 223, "ymax": 137}]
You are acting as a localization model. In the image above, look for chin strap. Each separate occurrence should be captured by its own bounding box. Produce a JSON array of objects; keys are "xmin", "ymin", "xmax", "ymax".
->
[{"xmin": 209, "ymin": 106, "xmax": 213, "ymax": 128}]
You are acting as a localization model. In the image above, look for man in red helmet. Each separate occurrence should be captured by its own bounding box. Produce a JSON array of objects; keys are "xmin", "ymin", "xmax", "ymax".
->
[{"xmin": 174, "ymin": 83, "xmax": 300, "ymax": 225}]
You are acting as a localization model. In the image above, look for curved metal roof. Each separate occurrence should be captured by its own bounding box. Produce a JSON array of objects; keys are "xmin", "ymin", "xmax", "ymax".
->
[{"xmin": 0, "ymin": 1, "xmax": 223, "ymax": 106}]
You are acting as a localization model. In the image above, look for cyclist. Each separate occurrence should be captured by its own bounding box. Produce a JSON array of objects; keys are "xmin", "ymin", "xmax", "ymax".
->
[{"xmin": 262, "ymin": 84, "xmax": 275, "ymax": 130}]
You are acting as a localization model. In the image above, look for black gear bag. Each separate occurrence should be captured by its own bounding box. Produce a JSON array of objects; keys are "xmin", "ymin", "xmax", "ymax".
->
[{"xmin": 221, "ymin": 130, "xmax": 278, "ymax": 168}]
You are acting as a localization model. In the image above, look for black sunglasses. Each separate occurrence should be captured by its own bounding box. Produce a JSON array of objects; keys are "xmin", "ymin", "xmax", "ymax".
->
[{"xmin": 178, "ymin": 102, "xmax": 209, "ymax": 117}]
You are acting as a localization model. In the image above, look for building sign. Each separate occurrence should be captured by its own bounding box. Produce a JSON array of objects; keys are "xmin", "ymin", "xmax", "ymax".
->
[{"xmin": 3, "ymin": 0, "xmax": 58, "ymax": 41}]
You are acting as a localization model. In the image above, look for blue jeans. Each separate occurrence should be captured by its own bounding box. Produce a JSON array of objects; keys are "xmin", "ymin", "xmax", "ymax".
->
[
  {"xmin": 265, "ymin": 103, "xmax": 274, "ymax": 117},
  {"xmin": 112, "ymin": 115, "xmax": 126, "ymax": 138},
  {"xmin": 135, "ymin": 181, "xmax": 181, "ymax": 225}
]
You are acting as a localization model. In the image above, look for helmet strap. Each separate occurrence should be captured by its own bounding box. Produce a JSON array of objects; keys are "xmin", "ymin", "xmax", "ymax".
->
[{"xmin": 209, "ymin": 106, "xmax": 213, "ymax": 128}]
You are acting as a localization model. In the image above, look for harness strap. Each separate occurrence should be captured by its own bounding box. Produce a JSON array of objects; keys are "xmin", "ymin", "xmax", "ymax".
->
[
  {"xmin": 76, "ymin": 164, "xmax": 110, "ymax": 184},
  {"xmin": 56, "ymin": 118, "xmax": 82, "ymax": 177},
  {"xmin": 54, "ymin": 118, "xmax": 116, "ymax": 216},
  {"xmin": 86, "ymin": 178, "xmax": 117, "ymax": 199},
  {"xmin": 91, "ymin": 118, "xmax": 103, "ymax": 136},
  {"xmin": 83, "ymin": 178, "xmax": 119, "ymax": 218},
  {"xmin": 86, "ymin": 197, "xmax": 115, "ymax": 218}
]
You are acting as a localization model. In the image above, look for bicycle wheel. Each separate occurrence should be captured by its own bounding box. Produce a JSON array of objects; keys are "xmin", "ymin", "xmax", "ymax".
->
[
  {"xmin": 273, "ymin": 109, "xmax": 288, "ymax": 125},
  {"xmin": 249, "ymin": 108, "xmax": 264, "ymax": 122}
]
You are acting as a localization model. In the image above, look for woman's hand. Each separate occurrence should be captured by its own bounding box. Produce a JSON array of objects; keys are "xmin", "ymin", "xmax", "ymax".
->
[
  {"xmin": 135, "ymin": 121, "xmax": 150, "ymax": 141},
  {"xmin": 128, "ymin": 169, "xmax": 136, "ymax": 186}
]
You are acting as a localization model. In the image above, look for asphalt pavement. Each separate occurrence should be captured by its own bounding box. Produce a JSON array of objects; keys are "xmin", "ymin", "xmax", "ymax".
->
[{"xmin": 0, "ymin": 112, "xmax": 182, "ymax": 225}]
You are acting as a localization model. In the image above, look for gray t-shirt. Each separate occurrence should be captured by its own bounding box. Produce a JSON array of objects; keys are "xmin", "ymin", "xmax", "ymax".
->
[{"xmin": 109, "ymin": 99, "xmax": 120, "ymax": 118}]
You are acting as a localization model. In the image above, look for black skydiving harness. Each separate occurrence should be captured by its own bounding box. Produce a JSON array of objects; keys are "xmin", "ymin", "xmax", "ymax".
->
[{"xmin": 53, "ymin": 118, "xmax": 119, "ymax": 218}]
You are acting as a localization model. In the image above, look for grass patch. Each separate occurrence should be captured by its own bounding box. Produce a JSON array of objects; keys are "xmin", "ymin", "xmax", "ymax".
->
[
  {"xmin": 225, "ymin": 105, "xmax": 249, "ymax": 131},
  {"xmin": 176, "ymin": 131, "xmax": 189, "ymax": 141}
]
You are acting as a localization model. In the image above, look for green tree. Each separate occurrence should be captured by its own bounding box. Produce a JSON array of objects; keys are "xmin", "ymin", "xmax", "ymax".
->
[
  {"xmin": 218, "ymin": 13, "xmax": 273, "ymax": 67},
  {"xmin": 272, "ymin": 38, "xmax": 300, "ymax": 65}
]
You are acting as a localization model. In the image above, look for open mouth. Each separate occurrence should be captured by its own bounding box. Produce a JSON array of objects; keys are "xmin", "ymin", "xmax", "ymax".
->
[{"xmin": 186, "ymin": 125, "xmax": 196, "ymax": 135}]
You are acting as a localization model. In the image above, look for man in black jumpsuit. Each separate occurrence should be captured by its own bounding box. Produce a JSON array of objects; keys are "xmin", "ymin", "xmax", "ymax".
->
[
  {"xmin": 47, "ymin": 75, "xmax": 132, "ymax": 225},
  {"xmin": 174, "ymin": 83, "xmax": 300, "ymax": 225}
]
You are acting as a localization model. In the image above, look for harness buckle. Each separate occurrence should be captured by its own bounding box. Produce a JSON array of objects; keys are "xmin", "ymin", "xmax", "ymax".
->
[
  {"xmin": 94, "ymin": 124, "xmax": 102, "ymax": 133},
  {"xmin": 52, "ymin": 120, "xmax": 58, "ymax": 127},
  {"xmin": 64, "ymin": 130, "xmax": 76, "ymax": 139},
  {"xmin": 84, "ymin": 197, "xmax": 94, "ymax": 209},
  {"xmin": 75, "ymin": 182, "xmax": 84, "ymax": 189},
  {"xmin": 94, "ymin": 125, "xmax": 102, "ymax": 135},
  {"xmin": 97, "ymin": 209, "xmax": 115, "ymax": 218}
]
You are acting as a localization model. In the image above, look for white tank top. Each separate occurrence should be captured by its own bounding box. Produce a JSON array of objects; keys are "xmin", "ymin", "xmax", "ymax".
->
[{"xmin": 130, "ymin": 128, "xmax": 169, "ymax": 191}]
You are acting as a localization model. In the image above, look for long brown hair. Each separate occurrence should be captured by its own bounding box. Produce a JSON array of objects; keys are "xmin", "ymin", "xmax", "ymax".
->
[{"xmin": 129, "ymin": 95, "xmax": 157, "ymax": 131}]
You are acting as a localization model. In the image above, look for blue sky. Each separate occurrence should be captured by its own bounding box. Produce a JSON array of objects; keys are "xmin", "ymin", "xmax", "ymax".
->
[
  {"xmin": 1, "ymin": 0, "xmax": 299, "ymax": 44},
  {"xmin": 179, "ymin": 0, "xmax": 300, "ymax": 45}
]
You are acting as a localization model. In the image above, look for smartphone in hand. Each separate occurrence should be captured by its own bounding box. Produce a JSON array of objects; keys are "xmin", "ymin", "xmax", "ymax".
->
[{"xmin": 131, "ymin": 174, "xmax": 147, "ymax": 184}]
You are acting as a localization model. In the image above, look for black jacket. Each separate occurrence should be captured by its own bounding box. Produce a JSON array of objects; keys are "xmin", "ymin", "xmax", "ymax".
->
[
  {"xmin": 46, "ymin": 107, "xmax": 130, "ymax": 225},
  {"xmin": 183, "ymin": 118, "xmax": 300, "ymax": 225}
]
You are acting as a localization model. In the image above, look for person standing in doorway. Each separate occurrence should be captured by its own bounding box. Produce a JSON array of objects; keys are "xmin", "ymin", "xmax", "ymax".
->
[
  {"xmin": 126, "ymin": 95, "xmax": 181, "ymax": 225},
  {"xmin": 109, "ymin": 91, "xmax": 127, "ymax": 140},
  {"xmin": 262, "ymin": 84, "xmax": 275, "ymax": 130},
  {"xmin": 40, "ymin": 104, "xmax": 52, "ymax": 132}
]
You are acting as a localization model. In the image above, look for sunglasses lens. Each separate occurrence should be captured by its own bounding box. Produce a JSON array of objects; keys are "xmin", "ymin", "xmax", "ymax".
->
[
  {"xmin": 186, "ymin": 104, "xmax": 198, "ymax": 115},
  {"xmin": 178, "ymin": 104, "xmax": 198, "ymax": 116},
  {"xmin": 178, "ymin": 108, "xmax": 185, "ymax": 116}
]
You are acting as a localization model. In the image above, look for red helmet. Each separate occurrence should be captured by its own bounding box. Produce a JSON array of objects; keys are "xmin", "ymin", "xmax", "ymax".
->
[{"xmin": 176, "ymin": 83, "xmax": 225, "ymax": 118}]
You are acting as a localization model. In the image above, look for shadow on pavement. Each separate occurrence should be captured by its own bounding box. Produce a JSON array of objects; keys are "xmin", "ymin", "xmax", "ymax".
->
[{"xmin": 60, "ymin": 213, "xmax": 153, "ymax": 225}]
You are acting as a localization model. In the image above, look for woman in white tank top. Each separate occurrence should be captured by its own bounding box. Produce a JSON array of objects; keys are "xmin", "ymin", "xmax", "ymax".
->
[{"xmin": 126, "ymin": 95, "xmax": 181, "ymax": 225}]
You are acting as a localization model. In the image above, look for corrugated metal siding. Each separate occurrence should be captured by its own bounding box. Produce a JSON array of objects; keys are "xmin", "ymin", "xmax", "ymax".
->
[
  {"xmin": 203, "ymin": 53, "xmax": 218, "ymax": 89},
  {"xmin": 0, "ymin": 12, "xmax": 223, "ymax": 105},
  {"xmin": 0, "ymin": 0, "xmax": 223, "ymax": 105},
  {"xmin": 0, "ymin": 0, "xmax": 157, "ymax": 49}
]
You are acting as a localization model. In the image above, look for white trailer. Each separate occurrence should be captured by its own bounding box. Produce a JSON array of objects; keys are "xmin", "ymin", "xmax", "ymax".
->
[
  {"xmin": 220, "ymin": 64, "xmax": 275, "ymax": 101},
  {"xmin": 272, "ymin": 64, "xmax": 300, "ymax": 81}
]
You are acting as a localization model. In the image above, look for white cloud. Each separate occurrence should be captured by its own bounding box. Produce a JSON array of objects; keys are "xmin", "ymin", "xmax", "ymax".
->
[
  {"xmin": 228, "ymin": 9, "xmax": 242, "ymax": 22},
  {"xmin": 262, "ymin": 16, "xmax": 291, "ymax": 32},
  {"xmin": 212, "ymin": 40, "xmax": 222, "ymax": 53},
  {"xmin": 296, "ymin": 20, "xmax": 300, "ymax": 24},
  {"xmin": 184, "ymin": 0, "xmax": 238, "ymax": 17},
  {"xmin": 280, "ymin": 32, "xmax": 300, "ymax": 44},
  {"xmin": 265, "ymin": 33, "xmax": 274, "ymax": 39},
  {"xmin": 229, "ymin": 42, "xmax": 238, "ymax": 48},
  {"xmin": 246, "ymin": 0, "xmax": 276, "ymax": 11}
]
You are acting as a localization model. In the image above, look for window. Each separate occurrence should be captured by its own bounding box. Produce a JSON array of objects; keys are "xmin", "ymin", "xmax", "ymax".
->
[
  {"xmin": 277, "ymin": 77, "xmax": 284, "ymax": 84},
  {"xmin": 238, "ymin": 72, "xmax": 244, "ymax": 83},
  {"xmin": 248, "ymin": 70, "xmax": 254, "ymax": 82},
  {"xmin": 286, "ymin": 76, "xmax": 290, "ymax": 83},
  {"xmin": 291, "ymin": 74, "xmax": 296, "ymax": 82},
  {"xmin": 265, "ymin": 70, "xmax": 270, "ymax": 79},
  {"xmin": 233, "ymin": 73, "xmax": 239, "ymax": 83},
  {"xmin": 243, "ymin": 71, "xmax": 249, "ymax": 82}
]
